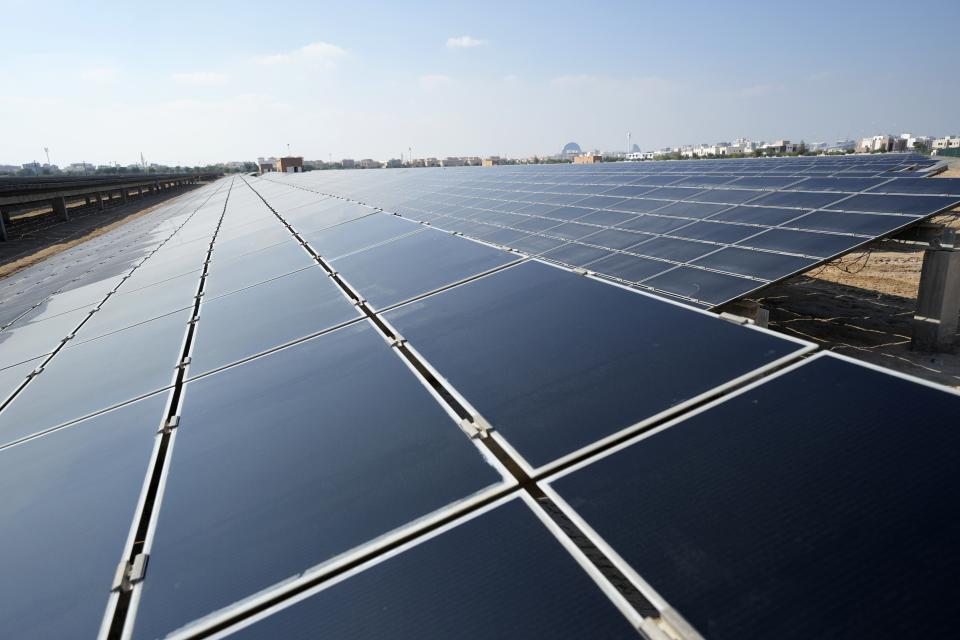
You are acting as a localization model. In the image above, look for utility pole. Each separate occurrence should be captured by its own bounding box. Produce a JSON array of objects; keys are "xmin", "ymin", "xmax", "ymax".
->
[
  {"xmin": 44, "ymin": 147, "xmax": 51, "ymax": 167},
  {"xmin": 627, "ymin": 132, "xmax": 632, "ymax": 158}
]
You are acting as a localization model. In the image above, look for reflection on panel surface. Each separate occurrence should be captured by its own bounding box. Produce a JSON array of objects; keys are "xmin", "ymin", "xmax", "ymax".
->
[
  {"xmin": 550, "ymin": 354, "xmax": 960, "ymax": 640},
  {"xmin": 220, "ymin": 499, "xmax": 638, "ymax": 640},
  {"xmin": 384, "ymin": 261, "xmax": 805, "ymax": 468},
  {"xmin": 133, "ymin": 322, "xmax": 505, "ymax": 639},
  {"xmin": 0, "ymin": 394, "xmax": 166, "ymax": 639}
]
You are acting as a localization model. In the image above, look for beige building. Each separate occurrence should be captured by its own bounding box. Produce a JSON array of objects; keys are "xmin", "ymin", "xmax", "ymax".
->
[{"xmin": 573, "ymin": 154, "xmax": 602, "ymax": 164}]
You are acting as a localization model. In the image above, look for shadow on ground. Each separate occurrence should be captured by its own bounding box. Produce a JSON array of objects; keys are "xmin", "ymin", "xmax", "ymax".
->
[{"xmin": 753, "ymin": 275, "xmax": 960, "ymax": 388}]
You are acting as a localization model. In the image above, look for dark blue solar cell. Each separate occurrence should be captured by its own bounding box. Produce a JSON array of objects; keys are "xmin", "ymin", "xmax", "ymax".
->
[
  {"xmin": 219, "ymin": 499, "xmax": 638, "ymax": 640},
  {"xmin": 786, "ymin": 177, "xmax": 886, "ymax": 192},
  {"xmin": 650, "ymin": 201, "xmax": 731, "ymax": 219},
  {"xmin": 550, "ymin": 354, "xmax": 960, "ymax": 640},
  {"xmin": 692, "ymin": 247, "xmax": 817, "ymax": 280},
  {"xmin": 866, "ymin": 177, "xmax": 960, "ymax": 197},
  {"xmin": 514, "ymin": 203, "xmax": 565, "ymax": 216},
  {"xmin": 630, "ymin": 174, "xmax": 684, "ymax": 186},
  {"xmin": 727, "ymin": 176, "xmax": 805, "ymax": 190},
  {"xmin": 825, "ymin": 193, "xmax": 959, "ymax": 216},
  {"xmin": 537, "ymin": 206, "xmax": 596, "ymax": 221},
  {"xmin": 479, "ymin": 227, "xmax": 533, "ymax": 246},
  {"xmin": 190, "ymin": 266, "xmax": 361, "ymax": 376},
  {"xmin": 737, "ymin": 229, "xmax": 863, "ymax": 258},
  {"xmin": 132, "ymin": 322, "xmax": 505, "ymax": 640},
  {"xmin": 640, "ymin": 187, "xmax": 706, "ymax": 201},
  {"xmin": 384, "ymin": 261, "xmax": 805, "ymax": 468},
  {"xmin": 540, "ymin": 243, "xmax": 613, "ymax": 267},
  {"xmin": 509, "ymin": 216, "xmax": 562, "ymax": 232},
  {"xmin": 644, "ymin": 266, "xmax": 760, "ymax": 305},
  {"xmin": 748, "ymin": 190, "xmax": 848, "ymax": 210},
  {"xmin": 509, "ymin": 234, "xmax": 567, "ymax": 255},
  {"xmin": 690, "ymin": 189, "xmax": 766, "ymax": 205},
  {"xmin": 574, "ymin": 210, "xmax": 637, "ymax": 226},
  {"xmin": 331, "ymin": 229, "xmax": 518, "ymax": 310},
  {"xmin": 602, "ymin": 185, "xmax": 658, "ymax": 197},
  {"xmin": 581, "ymin": 228, "xmax": 648, "ymax": 250},
  {"xmin": 629, "ymin": 237, "xmax": 717, "ymax": 262},
  {"xmin": 608, "ymin": 198, "xmax": 671, "ymax": 213},
  {"xmin": 0, "ymin": 393, "xmax": 166, "ymax": 640},
  {"xmin": 587, "ymin": 253, "xmax": 673, "ymax": 283},
  {"xmin": 301, "ymin": 214, "xmax": 421, "ymax": 259},
  {"xmin": 782, "ymin": 210, "xmax": 911, "ymax": 236},
  {"xmin": 669, "ymin": 221, "xmax": 759, "ymax": 244},
  {"xmin": 708, "ymin": 205, "xmax": 808, "ymax": 226},
  {"xmin": 545, "ymin": 222, "xmax": 603, "ymax": 241},
  {"xmin": 672, "ymin": 175, "xmax": 738, "ymax": 188},
  {"xmin": 615, "ymin": 214, "xmax": 692, "ymax": 234}
]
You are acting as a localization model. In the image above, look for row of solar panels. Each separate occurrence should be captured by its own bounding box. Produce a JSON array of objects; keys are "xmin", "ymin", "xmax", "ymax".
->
[
  {"xmin": 3, "ymin": 171, "xmax": 958, "ymax": 640},
  {"xmin": 262, "ymin": 164, "xmax": 960, "ymax": 306}
]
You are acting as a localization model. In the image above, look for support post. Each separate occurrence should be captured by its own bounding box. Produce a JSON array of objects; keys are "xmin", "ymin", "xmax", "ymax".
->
[
  {"xmin": 52, "ymin": 197, "xmax": 69, "ymax": 221},
  {"xmin": 911, "ymin": 248, "xmax": 960, "ymax": 352},
  {"xmin": 0, "ymin": 209, "xmax": 7, "ymax": 242},
  {"xmin": 97, "ymin": 192, "xmax": 105, "ymax": 211},
  {"xmin": 122, "ymin": 188, "xmax": 128, "ymax": 204}
]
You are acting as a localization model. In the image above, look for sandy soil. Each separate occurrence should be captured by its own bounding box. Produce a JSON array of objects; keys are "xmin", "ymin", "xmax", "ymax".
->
[{"xmin": 752, "ymin": 161, "xmax": 960, "ymax": 388}]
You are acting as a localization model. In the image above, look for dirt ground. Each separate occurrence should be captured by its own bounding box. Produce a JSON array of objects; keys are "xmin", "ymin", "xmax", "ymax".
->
[{"xmin": 751, "ymin": 159, "xmax": 960, "ymax": 388}]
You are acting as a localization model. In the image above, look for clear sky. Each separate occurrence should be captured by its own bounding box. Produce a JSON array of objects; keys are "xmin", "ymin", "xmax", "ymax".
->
[{"xmin": 1, "ymin": 0, "xmax": 957, "ymax": 166}]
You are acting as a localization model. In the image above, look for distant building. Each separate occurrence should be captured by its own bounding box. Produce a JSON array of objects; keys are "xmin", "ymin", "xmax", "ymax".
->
[
  {"xmin": 341, "ymin": 159, "xmax": 356, "ymax": 168},
  {"xmin": 359, "ymin": 158, "xmax": 380, "ymax": 169},
  {"xmin": 932, "ymin": 136, "xmax": 960, "ymax": 150},
  {"xmin": 573, "ymin": 154, "xmax": 602, "ymax": 164},
  {"xmin": 900, "ymin": 133, "xmax": 931, "ymax": 151},
  {"xmin": 425, "ymin": 157, "xmax": 439, "ymax": 167},
  {"xmin": 64, "ymin": 162, "xmax": 94, "ymax": 173},
  {"xmin": 482, "ymin": 156, "xmax": 503, "ymax": 166},
  {"xmin": 858, "ymin": 135, "xmax": 895, "ymax": 153},
  {"xmin": 257, "ymin": 156, "xmax": 277, "ymax": 174},
  {"xmin": 441, "ymin": 157, "xmax": 465, "ymax": 167},
  {"xmin": 560, "ymin": 142, "xmax": 582, "ymax": 160},
  {"xmin": 275, "ymin": 156, "xmax": 303, "ymax": 173},
  {"xmin": 384, "ymin": 158, "xmax": 403, "ymax": 168},
  {"xmin": 763, "ymin": 140, "xmax": 797, "ymax": 154}
]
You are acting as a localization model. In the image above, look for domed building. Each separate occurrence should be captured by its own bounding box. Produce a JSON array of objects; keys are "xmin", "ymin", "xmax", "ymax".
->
[{"xmin": 560, "ymin": 142, "xmax": 582, "ymax": 158}]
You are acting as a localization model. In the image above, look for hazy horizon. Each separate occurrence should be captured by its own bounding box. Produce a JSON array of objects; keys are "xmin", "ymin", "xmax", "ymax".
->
[{"xmin": 2, "ymin": 0, "xmax": 958, "ymax": 167}]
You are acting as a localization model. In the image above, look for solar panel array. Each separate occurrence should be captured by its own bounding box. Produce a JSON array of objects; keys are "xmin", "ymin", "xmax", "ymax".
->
[
  {"xmin": 0, "ymin": 156, "xmax": 959, "ymax": 640},
  {"xmin": 264, "ymin": 155, "xmax": 960, "ymax": 306}
]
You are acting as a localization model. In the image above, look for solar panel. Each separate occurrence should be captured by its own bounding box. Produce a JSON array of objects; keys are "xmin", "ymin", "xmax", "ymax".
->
[
  {"xmin": 546, "ymin": 353, "xmax": 960, "ymax": 640},
  {"xmin": 0, "ymin": 308, "xmax": 188, "ymax": 446},
  {"xmin": 328, "ymin": 227, "xmax": 520, "ymax": 310},
  {"xmin": 382, "ymin": 260, "xmax": 810, "ymax": 470},
  {"xmin": 130, "ymin": 321, "xmax": 508, "ymax": 640},
  {"xmin": 0, "ymin": 393, "xmax": 166, "ymax": 639},
  {"xmin": 214, "ymin": 497, "xmax": 639, "ymax": 639},
  {"xmin": 0, "ymin": 159, "xmax": 955, "ymax": 638},
  {"xmin": 189, "ymin": 265, "xmax": 361, "ymax": 376},
  {"xmin": 271, "ymin": 159, "xmax": 959, "ymax": 307}
]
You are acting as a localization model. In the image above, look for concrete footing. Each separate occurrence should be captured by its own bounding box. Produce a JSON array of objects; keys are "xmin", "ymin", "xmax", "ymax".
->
[
  {"xmin": 52, "ymin": 197, "xmax": 69, "ymax": 221},
  {"xmin": 911, "ymin": 248, "xmax": 960, "ymax": 352}
]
